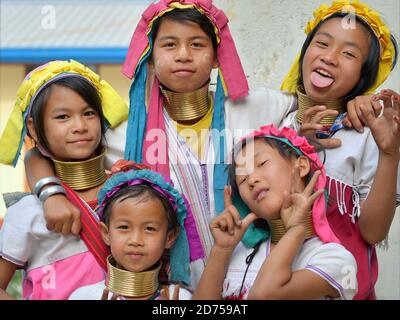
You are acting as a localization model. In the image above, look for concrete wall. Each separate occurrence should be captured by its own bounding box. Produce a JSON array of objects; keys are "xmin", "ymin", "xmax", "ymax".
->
[{"xmin": 0, "ymin": 0, "xmax": 398, "ymax": 299}]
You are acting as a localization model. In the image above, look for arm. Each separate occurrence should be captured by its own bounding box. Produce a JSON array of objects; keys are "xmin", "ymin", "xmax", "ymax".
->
[
  {"xmin": 24, "ymin": 148, "xmax": 81, "ymax": 235},
  {"xmin": 358, "ymin": 90, "xmax": 400, "ymax": 245},
  {"xmin": 192, "ymin": 187, "xmax": 257, "ymax": 300},
  {"xmin": 248, "ymin": 169, "xmax": 338, "ymax": 299},
  {"xmin": 247, "ymin": 226, "xmax": 338, "ymax": 300},
  {"xmin": 0, "ymin": 258, "xmax": 18, "ymax": 300}
]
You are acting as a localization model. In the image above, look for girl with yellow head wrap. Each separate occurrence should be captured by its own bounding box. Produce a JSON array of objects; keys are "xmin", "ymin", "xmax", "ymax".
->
[{"xmin": 280, "ymin": 0, "xmax": 400, "ymax": 300}]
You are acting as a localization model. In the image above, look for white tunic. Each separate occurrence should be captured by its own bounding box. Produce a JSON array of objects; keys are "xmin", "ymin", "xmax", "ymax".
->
[
  {"xmin": 105, "ymin": 88, "xmax": 296, "ymax": 289},
  {"xmin": 222, "ymin": 237, "xmax": 357, "ymax": 300}
]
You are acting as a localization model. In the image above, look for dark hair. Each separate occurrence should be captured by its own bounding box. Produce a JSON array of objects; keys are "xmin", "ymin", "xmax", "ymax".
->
[
  {"xmin": 228, "ymin": 136, "xmax": 322, "ymax": 232},
  {"xmin": 228, "ymin": 137, "xmax": 308, "ymax": 202},
  {"xmin": 28, "ymin": 76, "xmax": 106, "ymax": 154},
  {"xmin": 100, "ymin": 184, "xmax": 179, "ymax": 232},
  {"xmin": 150, "ymin": 8, "xmax": 218, "ymax": 51},
  {"xmin": 298, "ymin": 12, "xmax": 399, "ymax": 103}
]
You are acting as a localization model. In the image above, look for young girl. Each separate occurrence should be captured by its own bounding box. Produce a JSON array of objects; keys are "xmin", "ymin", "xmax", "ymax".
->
[
  {"xmin": 69, "ymin": 166, "xmax": 192, "ymax": 300},
  {"xmin": 21, "ymin": 0, "xmax": 371, "ymax": 289},
  {"xmin": 193, "ymin": 124, "xmax": 357, "ymax": 300},
  {"xmin": 279, "ymin": 1, "xmax": 400, "ymax": 299},
  {"xmin": 0, "ymin": 60, "xmax": 128, "ymax": 299}
]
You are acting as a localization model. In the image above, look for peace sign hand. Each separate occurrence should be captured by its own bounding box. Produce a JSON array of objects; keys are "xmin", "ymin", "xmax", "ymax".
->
[
  {"xmin": 280, "ymin": 166, "xmax": 323, "ymax": 231},
  {"xmin": 210, "ymin": 186, "xmax": 257, "ymax": 252}
]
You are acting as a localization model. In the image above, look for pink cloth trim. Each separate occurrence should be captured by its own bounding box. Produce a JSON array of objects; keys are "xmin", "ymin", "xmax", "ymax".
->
[{"xmin": 23, "ymin": 251, "xmax": 104, "ymax": 300}]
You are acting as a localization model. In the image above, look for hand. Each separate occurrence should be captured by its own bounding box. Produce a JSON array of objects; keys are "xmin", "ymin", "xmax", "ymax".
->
[
  {"xmin": 299, "ymin": 105, "xmax": 342, "ymax": 149},
  {"xmin": 359, "ymin": 90, "xmax": 400, "ymax": 157},
  {"xmin": 345, "ymin": 95, "xmax": 382, "ymax": 132},
  {"xmin": 280, "ymin": 166, "xmax": 324, "ymax": 230},
  {"xmin": 101, "ymin": 288, "xmax": 120, "ymax": 300},
  {"xmin": 43, "ymin": 194, "xmax": 81, "ymax": 235},
  {"xmin": 210, "ymin": 186, "xmax": 257, "ymax": 251}
]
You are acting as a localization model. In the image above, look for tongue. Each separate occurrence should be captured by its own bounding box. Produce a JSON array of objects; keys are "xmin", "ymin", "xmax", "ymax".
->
[{"xmin": 310, "ymin": 71, "xmax": 334, "ymax": 88}]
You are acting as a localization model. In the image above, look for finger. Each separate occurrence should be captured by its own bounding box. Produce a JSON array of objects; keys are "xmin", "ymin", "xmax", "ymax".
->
[
  {"xmin": 101, "ymin": 289, "xmax": 109, "ymax": 300},
  {"xmin": 46, "ymin": 221, "xmax": 56, "ymax": 232},
  {"xmin": 227, "ymin": 205, "xmax": 243, "ymax": 226},
  {"xmin": 304, "ymin": 170, "xmax": 322, "ymax": 196},
  {"xmin": 281, "ymin": 190, "xmax": 292, "ymax": 211},
  {"xmin": 223, "ymin": 213, "xmax": 236, "ymax": 236},
  {"xmin": 308, "ymin": 189, "xmax": 325, "ymax": 206},
  {"xmin": 311, "ymin": 110, "xmax": 339, "ymax": 124},
  {"xmin": 371, "ymin": 100, "xmax": 383, "ymax": 117},
  {"xmin": 217, "ymin": 217, "xmax": 228, "ymax": 233},
  {"xmin": 61, "ymin": 220, "xmax": 73, "ymax": 235},
  {"xmin": 240, "ymin": 212, "xmax": 258, "ymax": 231},
  {"xmin": 317, "ymin": 138, "xmax": 342, "ymax": 149},
  {"xmin": 342, "ymin": 116, "xmax": 352, "ymax": 129},
  {"xmin": 359, "ymin": 103, "xmax": 377, "ymax": 127},
  {"xmin": 110, "ymin": 293, "xmax": 119, "ymax": 300},
  {"xmin": 300, "ymin": 123, "xmax": 323, "ymax": 136},
  {"xmin": 172, "ymin": 285, "xmax": 180, "ymax": 300},
  {"xmin": 346, "ymin": 99, "xmax": 364, "ymax": 132},
  {"xmin": 378, "ymin": 89, "xmax": 399, "ymax": 100},
  {"xmin": 223, "ymin": 186, "xmax": 233, "ymax": 209},
  {"xmin": 71, "ymin": 218, "xmax": 82, "ymax": 235},
  {"xmin": 392, "ymin": 95, "xmax": 400, "ymax": 111},
  {"xmin": 293, "ymin": 165, "xmax": 303, "ymax": 194},
  {"xmin": 53, "ymin": 222, "xmax": 64, "ymax": 234},
  {"xmin": 303, "ymin": 105, "xmax": 327, "ymax": 123}
]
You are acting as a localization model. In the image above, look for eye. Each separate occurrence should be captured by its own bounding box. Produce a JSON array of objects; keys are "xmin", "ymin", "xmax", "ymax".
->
[
  {"xmin": 163, "ymin": 42, "xmax": 176, "ymax": 48},
  {"xmin": 84, "ymin": 110, "xmax": 97, "ymax": 117},
  {"xmin": 146, "ymin": 226, "xmax": 157, "ymax": 232},
  {"xmin": 117, "ymin": 225, "xmax": 129, "ymax": 230},
  {"xmin": 257, "ymin": 160, "xmax": 268, "ymax": 167},
  {"xmin": 191, "ymin": 42, "xmax": 203, "ymax": 48},
  {"xmin": 237, "ymin": 176, "xmax": 247, "ymax": 186},
  {"xmin": 316, "ymin": 41, "xmax": 328, "ymax": 47},
  {"xmin": 54, "ymin": 114, "xmax": 69, "ymax": 120},
  {"xmin": 343, "ymin": 51, "xmax": 356, "ymax": 58}
]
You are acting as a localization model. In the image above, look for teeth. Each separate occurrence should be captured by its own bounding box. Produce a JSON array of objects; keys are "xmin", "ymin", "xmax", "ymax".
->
[{"xmin": 316, "ymin": 69, "xmax": 332, "ymax": 78}]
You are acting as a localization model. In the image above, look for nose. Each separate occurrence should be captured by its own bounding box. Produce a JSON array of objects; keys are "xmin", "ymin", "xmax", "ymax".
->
[
  {"xmin": 71, "ymin": 116, "xmax": 88, "ymax": 133},
  {"xmin": 175, "ymin": 44, "xmax": 193, "ymax": 62},
  {"xmin": 320, "ymin": 48, "xmax": 338, "ymax": 67},
  {"xmin": 128, "ymin": 230, "xmax": 144, "ymax": 247},
  {"xmin": 247, "ymin": 171, "xmax": 260, "ymax": 189}
]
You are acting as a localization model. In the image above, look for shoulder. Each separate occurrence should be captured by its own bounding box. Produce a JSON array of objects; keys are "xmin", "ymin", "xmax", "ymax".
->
[
  {"xmin": 226, "ymin": 87, "xmax": 294, "ymax": 108},
  {"xmin": 3, "ymin": 195, "xmax": 43, "ymax": 225},
  {"xmin": 167, "ymin": 284, "xmax": 192, "ymax": 300},
  {"xmin": 68, "ymin": 281, "xmax": 106, "ymax": 300},
  {"xmin": 298, "ymin": 237, "xmax": 356, "ymax": 265},
  {"xmin": 295, "ymin": 237, "xmax": 357, "ymax": 300}
]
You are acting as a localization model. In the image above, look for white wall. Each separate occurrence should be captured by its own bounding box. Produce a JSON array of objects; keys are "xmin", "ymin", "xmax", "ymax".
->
[{"xmin": 212, "ymin": 0, "xmax": 399, "ymax": 300}]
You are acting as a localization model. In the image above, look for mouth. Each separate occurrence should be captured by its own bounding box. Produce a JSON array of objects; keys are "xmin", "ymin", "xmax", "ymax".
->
[
  {"xmin": 172, "ymin": 69, "xmax": 195, "ymax": 77},
  {"xmin": 68, "ymin": 139, "xmax": 92, "ymax": 144},
  {"xmin": 310, "ymin": 68, "xmax": 335, "ymax": 89},
  {"xmin": 126, "ymin": 252, "xmax": 144, "ymax": 260},
  {"xmin": 254, "ymin": 189, "xmax": 269, "ymax": 202}
]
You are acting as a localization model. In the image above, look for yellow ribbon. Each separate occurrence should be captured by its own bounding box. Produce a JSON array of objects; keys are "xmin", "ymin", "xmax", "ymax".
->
[
  {"xmin": 0, "ymin": 60, "xmax": 128, "ymax": 166},
  {"xmin": 281, "ymin": 0, "xmax": 396, "ymax": 94}
]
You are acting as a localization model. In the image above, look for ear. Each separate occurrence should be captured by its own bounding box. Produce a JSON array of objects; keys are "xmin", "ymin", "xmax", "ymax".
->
[
  {"xmin": 295, "ymin": 155, "xmax": 311, "ymax": 178},
  {"xmin": 165, "ymin": 226, "xmax": 180, "ymax": 249},
  {"xmin": 100, "ymin": 222, "xmax": 111, "ymax": 246},
  {"xmin": 212, "ymin": 56, "xmax": 219, "ymax": 69},
  {"xmin": 27, "ymin": 117, "xmax": 38, "ymax": 143}
]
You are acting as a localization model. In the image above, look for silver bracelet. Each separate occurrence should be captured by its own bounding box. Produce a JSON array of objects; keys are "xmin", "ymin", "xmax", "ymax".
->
[
  {"xmin": 38, "ymin": 185, "xmax": 66, "ymax": 203},
  {"xmin": 33, "ymin": 176, "xmax": 62, "ymax": 197}
]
